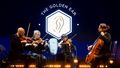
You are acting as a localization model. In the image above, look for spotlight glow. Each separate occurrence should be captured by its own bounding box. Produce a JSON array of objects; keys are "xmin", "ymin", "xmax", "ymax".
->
[
  {"xmin": 10, "ymin": 65, "xmax": 15, "ymax": 67},
  {"xmin": 79, "ymin": 64, "xmax": 91, "ymax": 68},
  {"xmin": 38, "ymin": 23, "xmax": 41, "ymax": 26},
  {"xmin": 28, "ymin": 64, "xmax": 36, "ymax": 68},
  {"xmin": 44, "ymin": 64, "xmax": 61, "ymax": 68},
  {"xmin": 73, "ymin": 58, "xmax": 78, "ymax": 64},
  {"xmin": 14, "ymin": 64, "xmax": 24, "ymax": 68},
  {"xmin": 77, "ymin": 24, "xmax": 79, "ymax": 26},
  {"xmin": 64, "ymin": 64, "xmax": 71, "ymax": 68},
  {"xmin": 109, "ymin": 59, "xmax": 114, "ymax": 64},
  {"xmin": 99, "ymin": 65, "xmax": 108, "ymax": 68},
  {"xmin": 99, "ymin": 65, "xmax": 104, "ymax": 68}
]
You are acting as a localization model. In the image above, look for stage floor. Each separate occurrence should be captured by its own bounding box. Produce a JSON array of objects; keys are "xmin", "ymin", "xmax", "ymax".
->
[{"xmin": 0, "ymin": 58, "xmax": 120, "ymax": 68}]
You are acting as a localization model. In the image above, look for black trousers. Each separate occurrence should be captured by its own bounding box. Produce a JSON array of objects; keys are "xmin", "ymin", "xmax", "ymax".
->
[{"xmin": 91, "ymin": 56, "xmax": 109, "ymax": 68}]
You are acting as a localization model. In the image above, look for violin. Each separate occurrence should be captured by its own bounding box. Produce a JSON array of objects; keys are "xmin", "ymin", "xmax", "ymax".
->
[
  {"xmin": 19, "ymin": 35, "xmax": 32, "ymax": 43},
  {"xmin": 32, "ymin": 38, "xmax": 44, "ymax": 45},
  {"xmin": 62, "ymin": 39, "xmax": 72, "ymax": 46}
]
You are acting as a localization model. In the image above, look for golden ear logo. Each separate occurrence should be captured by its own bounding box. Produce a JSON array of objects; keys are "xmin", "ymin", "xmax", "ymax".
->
[
  {"xmin": 53, "ymin": 16, "xmax": 64, "ymax": 33},
  {"xmin": 46, "ymin": 10, "xmax": 72, "ymax": 39}
]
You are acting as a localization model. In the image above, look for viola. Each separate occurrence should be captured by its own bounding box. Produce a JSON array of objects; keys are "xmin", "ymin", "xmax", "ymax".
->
[{"xmin": 32, "ymin": 38, "xmax": 43, "ymax": 45}]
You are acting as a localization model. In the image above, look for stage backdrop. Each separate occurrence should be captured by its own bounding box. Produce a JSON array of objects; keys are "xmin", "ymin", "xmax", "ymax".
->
[{"xmin": 0, "ymin": 0, "xmax": 119, "ymax": 61}]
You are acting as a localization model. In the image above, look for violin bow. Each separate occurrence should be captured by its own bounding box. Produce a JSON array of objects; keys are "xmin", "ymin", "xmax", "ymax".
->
[
  {"xmin": 26, "ymin": 23, "xmax": 31, "ymax": 37},
  {"xmin": 43, "ymin": 34, "xmax": 48, "ymax": 40},
  {"xmin": 71, "ymin": 33, "xmax": 77, "ymax": 39}
]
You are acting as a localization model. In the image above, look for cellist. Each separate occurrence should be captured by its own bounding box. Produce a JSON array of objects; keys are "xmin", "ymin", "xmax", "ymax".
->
[{"xmin": 87, "ymin": 23, "xmax": 112, "ymax": 68}]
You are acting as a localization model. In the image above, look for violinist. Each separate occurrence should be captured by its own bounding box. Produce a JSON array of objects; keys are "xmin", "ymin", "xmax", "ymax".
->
[
  {"xmin": 58, "ymin": 34, "xmax": 74, "ymax": 63},
  {"xmin": 87, "ymin": 23, "xmax": 112, "ymax": 68},
  {"xmin": 9, "ymin": 27, "xmax": 27, "ymax": 60},
  {"xmin": 32, "ymin": 30, "xmax": 47, "ymax": 53},
  {"xmin": 31, "ymin": 30, "xmax": 47, "ymax": 68},
  {"xmin": 32, "ymin": 30, "xmax": 44, "ymax": 46}
]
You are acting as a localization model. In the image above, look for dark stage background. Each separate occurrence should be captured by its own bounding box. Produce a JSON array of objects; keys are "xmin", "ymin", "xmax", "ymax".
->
[{"xmin": 0, "ymin": 0, "xmax": 120, "ymax": 60}]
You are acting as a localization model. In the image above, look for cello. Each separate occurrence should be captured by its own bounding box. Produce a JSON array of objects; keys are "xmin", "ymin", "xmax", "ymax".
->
[{"xmin": 85, "ymin": 36, "xmax": 104, "ymax": 63}]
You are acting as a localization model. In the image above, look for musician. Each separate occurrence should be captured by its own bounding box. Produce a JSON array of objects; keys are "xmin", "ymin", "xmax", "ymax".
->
[
  {"xmin": 31, "ymin": 30, "xmax": 47, "ymax": 68},
  {"xmin": 32, "ymin": 30, "xmax": 47, "ymax": 53},
  {"xmin": 9, "ymin": 27, "xmax": 27, "ymax": 60},
  {"xmin": 87, "ymin": 23, "xmax": 112, "ymax": 68},
  {"xmin": 58, "ymin": 34, "xmax": 75, "ymax": 63}
]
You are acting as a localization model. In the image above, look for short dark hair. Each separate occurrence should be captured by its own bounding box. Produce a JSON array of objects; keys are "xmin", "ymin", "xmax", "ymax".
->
[{"xmin": 61, "ymin": 34, "xmax": 68, "ymax": 39}]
